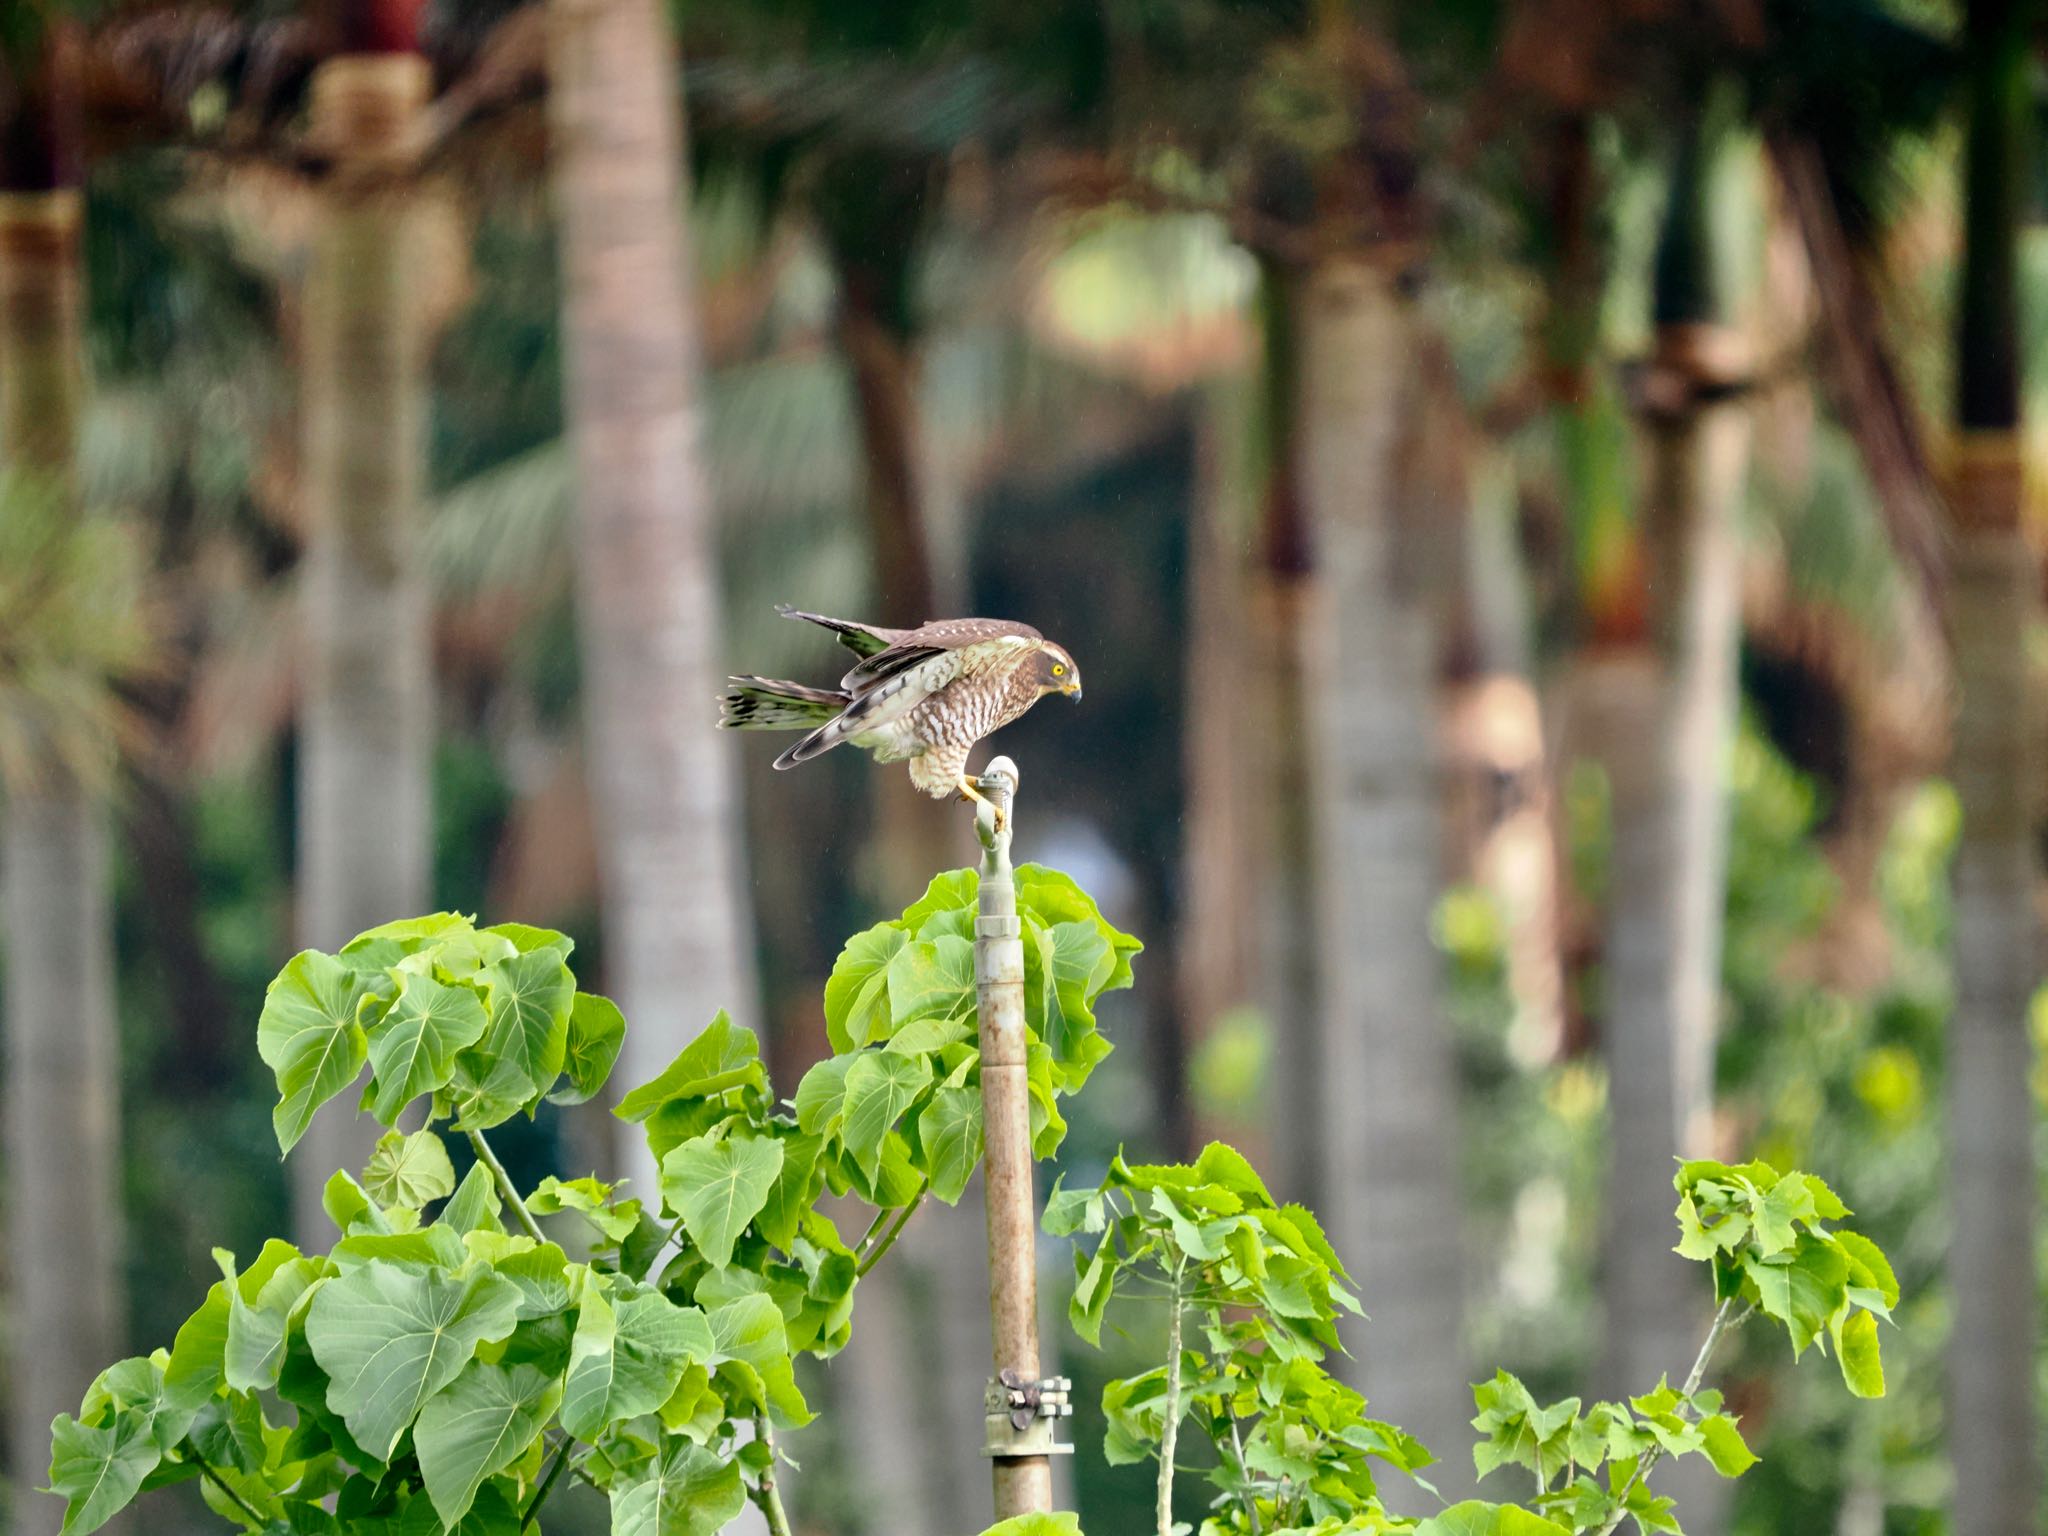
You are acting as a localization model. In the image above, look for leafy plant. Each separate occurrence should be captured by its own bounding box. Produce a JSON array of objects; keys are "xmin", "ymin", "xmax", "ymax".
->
[
  {"xmin": 1051, "ymin": 1150, "xmax": 1899, "ymax": 1536},
  {"xmin": 46, "ymin": 868, "xmax": 1138, "ymax": 1536},
  {"xmin": 46, "ymin": 865, "xmax": 1890, "ymax": 1536},
  {"xmin": 1047, "ymin": 1146, "xmax": 1433, "ymax": 1535}
]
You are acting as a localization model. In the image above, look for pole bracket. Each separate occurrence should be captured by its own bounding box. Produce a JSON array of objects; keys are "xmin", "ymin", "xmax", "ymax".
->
[{"xmin": 983, "ymin": 1370, "xmax": 1075, "ymax": 1459}]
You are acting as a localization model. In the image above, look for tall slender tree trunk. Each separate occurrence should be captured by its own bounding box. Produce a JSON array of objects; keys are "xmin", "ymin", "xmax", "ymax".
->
[
  {"xmin": 1944, "ymin": 2, "xmax": 2038, "ymax": 1528},
  {"xmin": 1590, "ymin": 115, "xmax": 1750, "ymax": 1534},
  {"xmin": 1247, "ymin": 262, "xmax": 1323, "ymax": 1202},
  {"xmin": 837, "ymin": 287, "xmax": 971, "ymax": 898},
  {"xmin": 292, "ymin": 49, "xmax": 438, "ymax": 1234},
  {"xmin": 1179, "ymin": 374, "xmax": 1264, "ymax": 1154},
  {"xmin": 0, "ymin": 44, "xmax": 126, "ymax": 1528},
  {"xmin": 829, "ymin": 212, "xmax": 983, "ymax": 1536},
  {"xmin": 546, "ymin": 0, "xmax": 759, "ymax": 1217},
  {"xmin": 1297, "ymin": 259, "xmax": 1470, "ymax": 1490}
]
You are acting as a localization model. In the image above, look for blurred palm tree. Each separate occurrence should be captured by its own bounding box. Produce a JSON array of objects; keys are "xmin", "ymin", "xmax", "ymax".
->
[
  {"xmin": 287, "ymin": 6, "xmax": 455, "ymax": 1233},
  {"xmin": 546, "ymin": 0, "xmax": 760, "ymax": 1209},
  {"xmin": 1939, "ymin": 0, "xmax": 2039, "ymax": 1528},
  {"xmin": 0, "ymin": 12, "xmax": 141, "ymax": 1529}
]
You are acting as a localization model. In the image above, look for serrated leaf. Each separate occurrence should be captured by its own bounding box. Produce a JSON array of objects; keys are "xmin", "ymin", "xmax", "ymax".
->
[
  {"xmin": 660, "ymin": 1131, "xmax": 785, "ymax": 1270},
  {"xmin": 615, "ymin": 1012, "xmax": 766, "ymax": 1120},
  {"xmin": 550, "ymin": 992, "xmax": 626, "ymax": 1107},
  {"xmin": 363, "ymin": 1130, "xmax": 458, "ymax": 1210},
  {"xmin": 1069, "ymin": 1241, "xmax": 1115, "ymax": 1346},
  {"xmin": 841, "ymin": 1052, "xmax": 932, "ymax": 1181},
  {"xmin": 364, "ymin": 975, "xmax": 490, "ymax": 1124},
  {"xmin": 50, "ymin": 1411, "xmax": 160, "ymax": 1535},
  {"xmin": 1833, "ymin": 1230, "xmax": 1900, "ymax": 1311},
  {"xmin": 916, "ymin": 1086, "xmax": 983, "ymax": 1204},
  {"xmin": 1836, "ymin": 1308, "xmax": 1885, "ymax": 1398},
  {"xmin": 609, "ymin": 1439, "xmax": 746, "ymax": 1536},
  {"xmin": 1747, "ymin": 1235, "xmax": 1849, "ymax": 1356},
  {"xmin": 259, "ymin": 950, "xmax": 386, "ymax": 1155},
  {"xmin": 414, "ymin": 1360, "xmax": 560, "ymax": 1528},
  {"xmin": 561, "ymin": 1271, "xmax": 714, "ymax": 1439},
  {"xmin": 305, "ymin": 1262, "xmax": 522, "ymax": 1458},
  {"xmin": 1697, "ymin": 1412, "xmax": 1759, "ymax": 1476},
  {"xmin": 1043, "ymin": 1178, "xmax": 1106, "ymax": 1237}
]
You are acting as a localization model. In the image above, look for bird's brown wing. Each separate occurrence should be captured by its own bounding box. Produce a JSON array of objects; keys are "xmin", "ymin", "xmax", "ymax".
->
[
  {"xmin": 841, "ymin": 617, "xmax": 1043, "ymax": 692},
  {"xmin": 777, "ymin": 606, "xmax": 910, "ymax": 659}
]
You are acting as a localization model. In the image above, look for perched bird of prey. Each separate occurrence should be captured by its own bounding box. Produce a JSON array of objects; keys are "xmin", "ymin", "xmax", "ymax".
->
[{"xmin": 719, "ymin": 607, "xmax": 1082, "ymax": 823}]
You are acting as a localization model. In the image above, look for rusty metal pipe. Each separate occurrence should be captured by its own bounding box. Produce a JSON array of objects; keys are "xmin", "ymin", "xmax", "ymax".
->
[{"xmin": 974, "ymin": 757, "xmax": 1054, "ymax": 1519}]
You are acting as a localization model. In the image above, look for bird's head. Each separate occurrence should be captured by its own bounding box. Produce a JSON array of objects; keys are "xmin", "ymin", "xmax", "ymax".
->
[{"xmin": 1035, "ymin": 643, "xmax": 1083, "ymax": 701}]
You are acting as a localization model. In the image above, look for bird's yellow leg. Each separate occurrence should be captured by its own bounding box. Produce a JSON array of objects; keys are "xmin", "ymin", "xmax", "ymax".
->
[{"xmin": 957, "ymin": 774, "xmax": 1007, "ymax": 832}]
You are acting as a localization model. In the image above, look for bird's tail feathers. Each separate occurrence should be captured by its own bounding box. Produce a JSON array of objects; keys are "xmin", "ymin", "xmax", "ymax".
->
[{"xmin": 719, "ymin": 676, "xmax": 848, "ymax": 733}]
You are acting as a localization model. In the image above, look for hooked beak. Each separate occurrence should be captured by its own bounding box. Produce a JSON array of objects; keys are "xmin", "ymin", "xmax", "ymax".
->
[{"xmin": 1064, "ymin": 682, "xmax": 1083, "ymax": 701}]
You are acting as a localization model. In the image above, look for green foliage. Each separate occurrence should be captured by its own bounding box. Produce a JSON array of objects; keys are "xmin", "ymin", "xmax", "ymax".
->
[
  {"xmin": 1051, "ymin": 1144, "xmax": 1432, "ymax": 1534},
  {"xmin": 51, "ymin": 873, "xmax": 1141, "ymax": 1536},
  {"xmin": 55, "ymin": 870, "xmax": 1897, "ymax": 1536},
  {"xmin": 1050, "ymin": 1147, "xmax": 1896, "ymax": 1536}
]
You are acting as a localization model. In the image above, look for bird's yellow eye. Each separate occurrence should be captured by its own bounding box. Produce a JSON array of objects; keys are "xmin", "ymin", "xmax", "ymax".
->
[{"xmin": 1052, "ymin": 663, "xmax": 1065, "ymax": 677}]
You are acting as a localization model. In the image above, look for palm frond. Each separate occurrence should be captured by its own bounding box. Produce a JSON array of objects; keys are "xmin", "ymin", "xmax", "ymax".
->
[{"xmin": 0, "ymin": 470, "xmax": 158, "ymax": 795}]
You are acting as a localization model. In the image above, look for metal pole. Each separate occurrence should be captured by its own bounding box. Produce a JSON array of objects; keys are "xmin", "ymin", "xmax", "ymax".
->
[{"xmin": 973, "ymin": 756, "xmax": 1056, "ymax": 1519}]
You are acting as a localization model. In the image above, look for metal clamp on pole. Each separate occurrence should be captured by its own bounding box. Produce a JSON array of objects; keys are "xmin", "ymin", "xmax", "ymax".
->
[
  {"xmin": 983, "ymin": 1370, "xmax": 1075, "ymax": 1459},
  {"xmin": 971, "ymin": 755, "xmax": 1059, "ymax": 1515}
]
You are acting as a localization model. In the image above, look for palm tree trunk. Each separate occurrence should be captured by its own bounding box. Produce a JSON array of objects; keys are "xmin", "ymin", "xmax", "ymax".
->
[
  {"xmin": 1297, "ymin": 259, "xmax": 1470, "ymax": 1491},
  {"xmin": 1179, "ymin": 375, "xmax": 1263, "ymax": 1152},
  {"xmin": 1590, "ymin": 151, "xmax": 1752, "ymax": 1525},
  {"xmin": 546, "ymin": 0, "xmax": 760, "ymax": 1212},
  {"xmin": 292, "ymin": 52, "xmax": 438, "ymax": 1233},
  {"xmin": 1585, "ymin": 128, "xmax": 1750, "ymax": 1529},
  {"xmin": 837, "ymin": 292, "xmax": 972, "ymax": 899},
  {"xmin": 0, "ymin": 170, "xmax": 126, "ymax": 1535},
  {"xmin": 1246, "ymin": 262, "xmax": 1323, "ymax": 1201},
  {"xmin": 1944, "ymin": 1, "xmax": 2038, "ymax": 1527}
]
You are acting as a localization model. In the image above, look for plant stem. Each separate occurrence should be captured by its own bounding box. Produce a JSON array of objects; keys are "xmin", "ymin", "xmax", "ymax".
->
[
  {"xmin": 468, "ymin": 1127, "xmax": 545, "ymax": 1242},
  {"xmin": 854, "ymin": 1203, "xmax": 893, "ymax": 1251},
  {"xmin": 521, "ymin": 1439, "xmax": 573, "ymax": 1531},
  {"xmin": 1228, "ymin": 1416, "xmax": 1261, "ymax": 1536},
  {"xmin": 750, "ymin": 1415, "xmax": 796, "ymax": 1536},
  {"xmin": 855, "ymin": 1192, "xmax": 926, "ymax": 1277},
  {"xmin": 1587, "ymin": 1297, "xmax": 1747, "ymax": 1536},
  {"xmin": 1157, "ymin": 1259, "xmax": 1187, "ymax": 1536},
  {"xmin": 193, "ymin": 1456, "xmax": 264, "ymax": 1527}
]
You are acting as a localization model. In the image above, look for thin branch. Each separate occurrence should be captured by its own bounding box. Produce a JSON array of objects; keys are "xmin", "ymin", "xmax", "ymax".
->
[
  {"xmin": 1587, "ymin": 1299, "xmax": 1750, "ymax": 1536},
  {"xmin": 1228, "ymin": 1416, "xmax": 1262, "ymax": 1536},
  {"xmin": 1157, "ymin": 1257, "xmax": 1188, "ymax": 1536},
  {"xmin": 520, "ymin": 1439, "xmax": 573, "ymax": 1531},
  {"xmin": 749, "ymin": 1415, "xmax": 796, "ymax": 1536},
  {"xmin": 467, "ymin": 1127, "xmax": 545, "ymax": 1243},
  {"xmin": 855, "ymin": 1192, "xmax": 926, "ymax": 1277},
  {"xmin": 192, "ymin": 1455, "xmax": 265, "ymax": 1528},
  {"xmin": 854, "ymin": 1204, "xmax": 894, "ymax": 1252}
]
